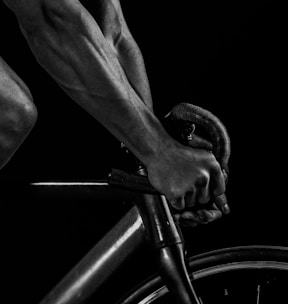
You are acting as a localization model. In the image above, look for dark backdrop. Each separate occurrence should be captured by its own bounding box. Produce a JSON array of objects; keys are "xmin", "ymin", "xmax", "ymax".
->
[{"xmin": 0, "ymin": 1, "xmax": 285, "ymax": 303}]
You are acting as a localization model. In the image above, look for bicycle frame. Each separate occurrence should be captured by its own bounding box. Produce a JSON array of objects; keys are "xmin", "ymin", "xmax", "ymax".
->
[
  {"xmin": 28, "ymin": 102, "xmax": 230, "ymax": 304},
  {"xmin": 40, "ymin": 205, "xmax": 145, "ymax": 304},
  {"xmin": 27, "ymin": 181, "xmax": 200, "ymax": 304}
]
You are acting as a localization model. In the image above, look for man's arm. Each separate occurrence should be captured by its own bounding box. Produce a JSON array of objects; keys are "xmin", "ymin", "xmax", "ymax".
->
[
  {"xmin": 0, "ymin": 57, "xmax": 37, "ymax": 170},
  {"xmin": 2, "ymin": 0, "xmax": 166, "ymax": 167},
  {"xmin": 2, "ymin": 0, "xmax": 226, "ymax": 215},
  {"xmin": 92, "ymin": 0, "xmax": 153, "ymax": 110},
  {"xmin": 13, "ymin": 0, "xmax": 164, "ymax": 167}
]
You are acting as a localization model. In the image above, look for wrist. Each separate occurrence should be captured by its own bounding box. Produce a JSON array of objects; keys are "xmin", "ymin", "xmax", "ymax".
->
[
  {"xmin": 141, "ymin": 130, "xmax": 178, "ymax": 170},
  {"xmin": 122, "ymin": 110, "xmax": 176, "ymax": 169}
]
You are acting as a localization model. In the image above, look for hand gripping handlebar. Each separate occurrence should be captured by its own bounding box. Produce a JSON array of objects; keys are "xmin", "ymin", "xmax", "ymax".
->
[
  {"xmin": 165, "ymin": 102, "xmax": 231, "ymax": 181},
  {"xmin": 109, "ymin": 103, "xmax": 231, "ymax": 304},
  {"xmin": 109, "ymin": 102, "xmax": 231, "ymax": 192}
]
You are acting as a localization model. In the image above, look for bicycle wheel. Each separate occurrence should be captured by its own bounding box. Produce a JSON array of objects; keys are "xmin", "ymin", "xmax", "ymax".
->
[{"xmin": 117, "ymin": 245, "xmax": 288, "ymax": 303}]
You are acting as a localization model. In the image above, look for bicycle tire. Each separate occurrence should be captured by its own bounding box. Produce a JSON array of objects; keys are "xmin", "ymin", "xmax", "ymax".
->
[{"xmin": 116, "ymin": 245, "xmax": 288, "ymax": 303}]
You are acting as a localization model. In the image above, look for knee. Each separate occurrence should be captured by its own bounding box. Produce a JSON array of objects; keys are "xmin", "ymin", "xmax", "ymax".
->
[
  {"xmin": 17, "ymin": 94, "xmax": 38, "ymax": 133},
  {"xmin": 12, "ymin": 89, "xmax": 38, "ymax": 135},
  {"xmin": 0, "ymin": 58, "xmax": 38, "ymax": 135},
  {"xmin": 1, "ymin": 83, "xmax": 38, "ymax": 138},
  {"xmin": 0, "ymin": 88, "xmax": 37, "ymax": 170}
]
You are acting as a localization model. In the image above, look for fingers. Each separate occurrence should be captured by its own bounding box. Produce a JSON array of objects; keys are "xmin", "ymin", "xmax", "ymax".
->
[
  {"xmin": 191, "ymin": 159, "xmax": 226, "ymax": 206},
  {"xmin": 184, "ymin": 185, "xmax": 210, "ymax": 208},
  {"xmin": 183, "ymin": 170, "xmax": 210, "ymax": 207},
  {"xmin": 175, "ymin": 169, "xmax": 226, "ymax": 209},
  {"xmin": 152, "ymin": 146, "xmax": 227, "ymax": 212},
  {"xmin": 210, "ymin": 163, "xmax": 226, "ymax": 197},
  {"xmin": 215, "ymin": 194, "xmax": 230, "ymax": 215},
  {"xmin": 177, "ymin": 206, "xmax": 222, "ymax": 227},
  {"xmin": 195, "ymin": 174, "xmax": 210, "ymax": 205},
  {"xmin": 187, "ymin": 134, "xmax": 213, "ymax": 151},
  {"xmin": 176, "ymin": 195, "xmax": 230, "ymax": 228}
]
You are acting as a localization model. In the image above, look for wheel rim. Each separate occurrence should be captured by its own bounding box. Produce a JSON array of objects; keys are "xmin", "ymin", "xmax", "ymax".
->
[{"xmin": 119, "ymin": 246, "xmax": 288, "ymax": 304}]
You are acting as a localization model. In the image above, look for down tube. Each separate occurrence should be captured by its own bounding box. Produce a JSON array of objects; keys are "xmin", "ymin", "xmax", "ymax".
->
[{"xmin": 40, "ymin": 206, "xmax": 145, "ymax": 304}]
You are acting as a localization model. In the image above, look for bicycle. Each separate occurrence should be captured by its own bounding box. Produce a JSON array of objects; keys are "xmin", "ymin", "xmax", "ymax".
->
[{"xmin": 4, "ymin": 103, "xmax": 288, "ymax": 304}]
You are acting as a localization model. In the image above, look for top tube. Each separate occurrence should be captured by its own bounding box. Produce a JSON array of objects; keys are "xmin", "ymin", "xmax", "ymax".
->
[{"xmin": 2, "ymin": 179, "xmax": 135, "ymax": 202}]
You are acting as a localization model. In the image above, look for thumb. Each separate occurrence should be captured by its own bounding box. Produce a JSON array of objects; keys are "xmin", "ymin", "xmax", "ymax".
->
[{"xmin": 187, "ymin": 134, "xmax": 213, "ymax": 150}]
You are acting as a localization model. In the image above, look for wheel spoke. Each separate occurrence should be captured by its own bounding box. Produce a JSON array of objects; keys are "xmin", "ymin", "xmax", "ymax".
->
[{"xmin": 256, "ymin": 284, "xmax": 260, "ymax": 304}]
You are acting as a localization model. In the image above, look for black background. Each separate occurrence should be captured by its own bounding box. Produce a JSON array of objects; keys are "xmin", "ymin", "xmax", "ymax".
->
[{"xmin": 0, "ymin": 1, "xmax": 285, "ymax": 303}]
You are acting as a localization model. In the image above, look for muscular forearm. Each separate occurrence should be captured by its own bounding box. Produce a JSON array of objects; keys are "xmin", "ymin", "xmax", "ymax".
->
[
  {"xmin": 112, "ymin": 27, "xmax": 154, "ymax": 111},
  {"xmin": 10, "ymin": 1, "xmax": 169, "ymax": 165},
  {"xmin": 3, "ymin": 0, "xmax": 229, "ymax": 227},
  {"xmin": 95, "ymin": 0, "xmax": 154, "ymax": 110}
]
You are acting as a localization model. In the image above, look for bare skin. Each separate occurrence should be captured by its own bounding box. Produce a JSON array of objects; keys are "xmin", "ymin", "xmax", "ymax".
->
[
  {"xmin": 2, "ymin": 0, "xmax": 229, "ymax": 225},
  {"xmin": 0, "ymin": 56, "xmax": 37, "ymax": 170},
  {"xmin": 93, "ymin": 0, "xmax": 154, "ymax": 111}
]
